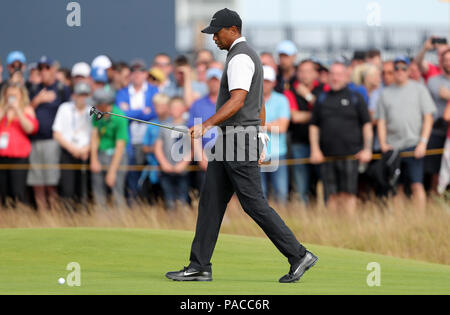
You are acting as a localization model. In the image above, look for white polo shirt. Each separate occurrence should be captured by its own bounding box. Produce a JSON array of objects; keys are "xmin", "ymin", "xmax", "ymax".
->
[
  {"xmin": 52, "ymin": 102, "xmax": 92, "ymax": 148},
  {"xmin": 128, "ymin": 82, "xmax": 149, "ymax": 145},
  {"xmin": 227, "ymin": 37, "xmax": 255, "ymax": 92}
]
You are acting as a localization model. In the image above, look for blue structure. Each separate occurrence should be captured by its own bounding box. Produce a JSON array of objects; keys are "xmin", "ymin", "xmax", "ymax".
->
[{"xmin": 0, "ymin": 0, "xmax": 176, "ymax": 77}]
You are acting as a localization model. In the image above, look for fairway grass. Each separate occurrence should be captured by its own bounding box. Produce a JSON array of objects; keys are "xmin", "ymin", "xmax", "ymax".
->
[{"xmin": 0, "ymin": 228, "xmax": 449, "ymax": 295}]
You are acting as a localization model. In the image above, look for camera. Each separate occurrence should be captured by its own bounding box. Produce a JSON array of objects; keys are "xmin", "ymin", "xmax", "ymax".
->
[{"xmin": 431, "ymin": 37, "xmax": 447, "ymax": 45}]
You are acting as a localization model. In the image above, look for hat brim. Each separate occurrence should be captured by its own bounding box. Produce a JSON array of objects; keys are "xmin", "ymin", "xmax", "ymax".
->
[{"xmin": 201, "ymin": 25, "xmax": 222, "ymax": 34}]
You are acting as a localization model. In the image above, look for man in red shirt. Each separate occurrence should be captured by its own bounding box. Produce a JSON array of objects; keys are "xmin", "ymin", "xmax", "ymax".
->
[
  {"xmin": 283, "ymin": 59, "xmax": 328, "ymax": 203},
  {"xmin": 0, "ymin": 83, "xmax": 38, "ymax": 206},
  {"xmin": 415, "ymin": 36, "xmax": 448, "ymax": 82}
]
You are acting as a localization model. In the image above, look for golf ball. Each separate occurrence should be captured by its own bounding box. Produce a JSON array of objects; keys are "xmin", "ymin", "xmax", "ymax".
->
[{"xmin": 58, "ymin": 277, "xmax": 65, "ymax": 285}]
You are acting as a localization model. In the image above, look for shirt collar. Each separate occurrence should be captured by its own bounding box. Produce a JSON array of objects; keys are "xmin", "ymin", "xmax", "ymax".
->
[
  {"xmin": 230, "ymin": 37, "xmax": 246, "ymax": 50},
  {"xmin": 129, "ymin": 82, "xmax": 148, "ymax": 95}
]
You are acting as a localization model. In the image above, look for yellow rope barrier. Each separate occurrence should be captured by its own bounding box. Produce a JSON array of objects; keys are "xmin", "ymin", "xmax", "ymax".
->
[{"xmin": 0, "ymin": 148, "xmax": 445, "ymax": 171}]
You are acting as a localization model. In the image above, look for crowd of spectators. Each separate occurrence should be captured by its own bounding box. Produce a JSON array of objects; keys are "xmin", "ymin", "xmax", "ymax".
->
[{"xmin": 0, "ymin": 35, "xmax": 449, "ymax": 211}]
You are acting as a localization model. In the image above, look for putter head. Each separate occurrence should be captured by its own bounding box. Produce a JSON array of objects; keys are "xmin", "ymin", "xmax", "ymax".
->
[{"xmin": 90, "ymin": 107, "xmax": 104, "ymax": 120}]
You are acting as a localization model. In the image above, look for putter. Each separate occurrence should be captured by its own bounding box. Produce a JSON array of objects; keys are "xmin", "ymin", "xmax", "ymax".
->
[{"xmin": 89, "ymin": 106, "xmax": 189, "ymax": 134}]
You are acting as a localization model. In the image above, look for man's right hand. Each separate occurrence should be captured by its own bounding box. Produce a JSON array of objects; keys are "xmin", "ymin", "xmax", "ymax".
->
[
  {"xmin": 36, "ymin": 90, "xmax": 56, "ymax": 104},
  {"xmin": 90, "ymin": 159, "xmax": 102, "ymax": 173},
  {"xmin": 160, "ymin": 162, "xmax": 174, "ymax": 173},
  {"xmin": 119, "ymin": 102, "xmax": 130, "ymax": 111},
  {"xmin": 380, "ymin": 143, "xmax": 393, "ymax": 153},
  {"xmin": 310, "ymin": 148, "xmax": 325, "ymax": 164},
  {"xmin": 423, "ymin": 37, "xmax": 436, "ymax": 51}
]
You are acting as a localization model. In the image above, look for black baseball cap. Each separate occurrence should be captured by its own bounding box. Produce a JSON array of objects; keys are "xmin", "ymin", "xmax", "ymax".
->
[{"xmin": 201, "ymin": 8, "xmax": 242, "ymax": 34}]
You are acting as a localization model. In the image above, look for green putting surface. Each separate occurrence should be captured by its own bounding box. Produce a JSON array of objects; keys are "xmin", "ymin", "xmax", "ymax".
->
[{"xmin": 0, "ymin": 228, "xmax": 448, "ymax": 294}]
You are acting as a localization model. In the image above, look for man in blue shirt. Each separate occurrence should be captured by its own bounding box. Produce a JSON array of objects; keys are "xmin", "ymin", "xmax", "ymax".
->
[
  {"xmin": 115, "ymin": 60, "xmax": 158, "ymax": 203},
  {"xmin": 140, "ymin": 93, "xmax": 171, "ymax": 203},
  {"xmin": 260, "ymin": 66, "xmax": 291, "ymax": 204},
  {"xmin": 187, "ymin": 68, "xmax": 221, "ymax": 189}
]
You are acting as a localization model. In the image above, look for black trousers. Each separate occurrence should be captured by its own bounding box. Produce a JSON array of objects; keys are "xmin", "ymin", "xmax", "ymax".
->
[
  {"xmin": 0, "ymin": 157, "xmax": 29, "ymax": 206},
  {"xmin": 59, "ymin": 149, "xmax": 89, "ymax": 204},
  {"xmin": 189, "ymin": 133, "xmax": 306, "ymax": 272}
]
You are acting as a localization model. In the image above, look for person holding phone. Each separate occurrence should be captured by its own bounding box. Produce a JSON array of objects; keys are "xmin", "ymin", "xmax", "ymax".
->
[
  {"xmin": 415, "ymin": 36, "xmax": 448, "ymax": 82},
  {"xmin": 0, "ymin": 82, "xmax": 38, "ymax": 206}
]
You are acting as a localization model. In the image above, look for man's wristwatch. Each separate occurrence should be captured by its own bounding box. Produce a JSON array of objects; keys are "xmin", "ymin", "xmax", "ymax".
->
[
  {"xmin": 305, "ymin": 93, "xmax": 314, "ymax": 103},
  {"xmin": 419, "ymin": 137, "xmax": 428, "ymax": 145}
]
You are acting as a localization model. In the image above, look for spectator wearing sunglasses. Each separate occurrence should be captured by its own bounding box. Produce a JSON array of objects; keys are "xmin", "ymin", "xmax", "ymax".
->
[
  {"xmin": 375, "ymin": 56, "xmax": 436, "ymax": 210},
  {"xmin": 194, "ymin": 49, "xmax": 214, "ymax": 83},
  {"xmin": 152, "ymin": 53, "xmax": 177, "ymax": 97},
  {"xmin": 27, "ymin": 56, "xmax": 71, "ymax": 210}
]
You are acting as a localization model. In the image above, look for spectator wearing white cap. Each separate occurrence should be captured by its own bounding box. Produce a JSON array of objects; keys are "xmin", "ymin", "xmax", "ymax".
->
[
  {"xmin": 260, "ymin": 65, "xmax": 291, "ymax": 204},
  {"xmin": 91, "ymin": 55, "xmax": 112, "ymax": 71},
  {"xmin": 90, "ymin": 67, "xmax": 109, "ymax": 92},
  {"xmin": 71, "ymin": 62, "xmax": 91, "ymax": 86},
  {"xmin": 275, "ymin": 40, "xmax": 298, "ymax": 93},
  {"xmin": 53, "ymin": 82, "xmax": 92, "ymax": 206},
  {"xmin": 91, "ymin": 55, "xmax": 113, "ymax": 83}
]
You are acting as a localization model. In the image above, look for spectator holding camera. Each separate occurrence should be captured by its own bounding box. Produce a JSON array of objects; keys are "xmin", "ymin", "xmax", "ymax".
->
[
  {"xmin": 415, "ymin": 36, "xmax": 448, "ymax": 82},
  {"xmin": 0, "ymin": 82, "xmax": 38, "ymax": 206}
]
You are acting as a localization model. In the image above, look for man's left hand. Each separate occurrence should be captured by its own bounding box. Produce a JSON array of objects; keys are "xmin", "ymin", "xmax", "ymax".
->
[
  {"xmin": 189, "ymin": 123, "xmax": 211, "ymax": 139},
  {"xmin": 414, "ymin": 142, "xmax": 427, "ymax": 159},
  {"xmin": 105, "ymin": 170, "xmax": 117, "ymax": 188},
  {"xmin": 258, "ymin": 148, "xmax": 266, "ymax": 166},
  {"xmin": 355, "ymin": 149, "xmax": 372, "ymax": 163}
]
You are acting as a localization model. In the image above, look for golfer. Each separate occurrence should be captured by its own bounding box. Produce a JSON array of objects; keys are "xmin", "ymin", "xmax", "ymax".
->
[{"xmin": 165, "ymin": 8, "xmax": 317, "ymax": 283}]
